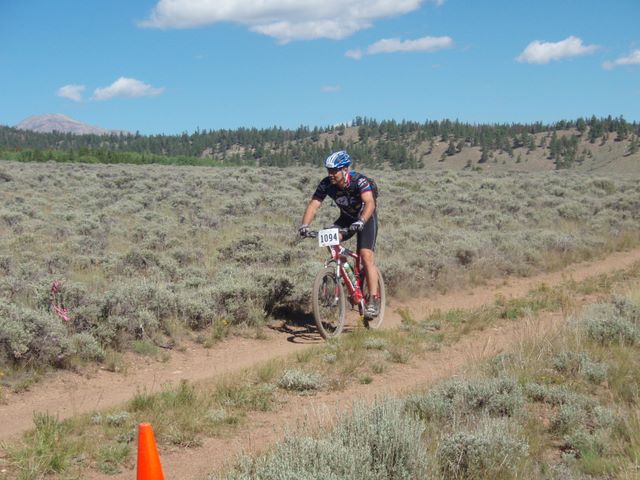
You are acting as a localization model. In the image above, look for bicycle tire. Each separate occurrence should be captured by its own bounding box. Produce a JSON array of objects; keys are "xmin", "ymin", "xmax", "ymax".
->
[
  {"xmin": 312, "ymin": 266, "xmax": 346, "ymax": 339},
  {"xmin": 362, "ymin": 266, "xmax": 386, "ymax": 329}
]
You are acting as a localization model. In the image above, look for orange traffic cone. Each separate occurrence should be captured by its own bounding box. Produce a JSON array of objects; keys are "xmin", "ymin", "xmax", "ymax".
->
[{"xmin": 137, "ymin": 423, "xmax": 165, "ymax": 480}]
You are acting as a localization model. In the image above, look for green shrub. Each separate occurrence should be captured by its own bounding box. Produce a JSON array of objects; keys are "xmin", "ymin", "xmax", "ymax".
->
[
  {"xmin": 362, "ymin": 337, "xmax": 387, "ymax": 350},
  {"xmin": 91, "ymin": 411, "xmax": 130, "ymax": 427},
  {"xmin": 611, "ymin": 295, "xmax": 640, "ymax": 324},
  {"xmin": 176, "ymin": 292, "xmax": 216, "ymax": 330},
  {"xmin": 278, "ymin": 369, "xmax": 323, "ymax": 392},
  {"xmin": 580, "ymin": 358, "xmax": 608, "ymax": 384},
  {"xmin": 322, "ymin": 353, "xmax": 337, "ymax": 364},
  {"xmin": 96, "ymin": 282, "xmax": 176, "ymax": 347},
  {"xmin": 205, "ymin": 408, "xmax": 237, "ymax": 425},
  {"xmin": 437, "ymin": 418, "xmax": 528, "ymax": 480},
  {"xmin": 580, "ymin": 303, "xmax": 639, "ymax": 345},
  {"xmin": 553, "ymin": 350, "xmax": 608, "ymax": 383},
  {"xmin": 0, "ymin": 301, "xmax": 68, "ymax": 365},
  {"xmin": 562, "ymin": 428, "xmax": 607, "ymax": 458},
  {"xmin": 333, "ymin": 399, "xmax": 428, "ymax": 479},
  {"xmin": 68, "ymin": 332, "xmax": 105, "ymax": 361},
  {"xmin": 171, "ymin": 246, "xmax": 205, "ymax": 267},
  {"xmin": 552, "ymin": 403, "xmax": 589, "ymax": 435},
  {"xmin": 222, "ymin": 399, "xmax": 427, "ymax": 480},
  {"xmin": 592, "ymin": 405, "xmax": 616, "ymax": 430},
  {"xmin": 406, "ymin": 377, "xmax": 524, "ymax": 421},
  {"xmin": 0, "ymin": 254, "xmax": 11, "ymax": 274},
  {"xmin": 524, "ymin": 383, "xmax": 595, "ymax": 408}
]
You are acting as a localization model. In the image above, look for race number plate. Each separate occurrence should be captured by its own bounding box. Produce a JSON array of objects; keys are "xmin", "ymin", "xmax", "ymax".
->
[{"xmin": 318, "ymin": 228, "xmax": 340, "ymax": 247}]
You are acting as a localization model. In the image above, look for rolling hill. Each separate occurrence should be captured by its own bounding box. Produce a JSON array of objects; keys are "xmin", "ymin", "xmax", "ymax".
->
[{"xmin": 15, "ymin": 113, "xmax": 126, "ymax": 135}]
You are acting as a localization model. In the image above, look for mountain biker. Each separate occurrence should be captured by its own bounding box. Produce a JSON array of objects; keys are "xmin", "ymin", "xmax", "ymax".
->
[{"xmin": 299, "ymin": 150, "xmax": 380, "ymax": 318}]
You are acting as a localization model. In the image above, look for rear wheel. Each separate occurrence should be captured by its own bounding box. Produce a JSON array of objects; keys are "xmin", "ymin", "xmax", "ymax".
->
[
  {"xmin": 312, "ymin": 266, "xmax": 346, "ymax": 339},
  {"xmin": 362, "ymin": 266, "xmax": 385, "ymax": 329}
]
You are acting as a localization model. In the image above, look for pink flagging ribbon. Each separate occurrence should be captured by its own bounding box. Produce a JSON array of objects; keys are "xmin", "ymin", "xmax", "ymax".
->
[{"xmin": 50, "ymin": 280, "xmax": 70, "ymax": 322}]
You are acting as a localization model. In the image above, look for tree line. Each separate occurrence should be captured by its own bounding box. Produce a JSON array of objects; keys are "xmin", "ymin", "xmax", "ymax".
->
[{"xmin": 0, "ymin": 115, "xmax": 637, "ymax": 169}]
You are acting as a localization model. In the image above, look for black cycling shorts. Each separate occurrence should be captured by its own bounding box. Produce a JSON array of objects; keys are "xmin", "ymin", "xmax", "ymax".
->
[{"xmin": 332, "ymin": 211, "xmax": 378, "ymax": 251}]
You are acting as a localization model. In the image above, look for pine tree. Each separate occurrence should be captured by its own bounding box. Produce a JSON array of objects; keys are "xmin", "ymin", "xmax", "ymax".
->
[
  {"xmin": 479, "ymin": 143, "xmax": 489, "ymax": 163},
  {"xmin": 446, "ymin": 139, "xmax": 457, "ymax": 156},
  {"xmin": 615, "ymin": 120, "xmax": 628, "ymax": 142},
  {"xmin": 548, "ymin": 131, "xmax": 560, "ymax": 159},
  {"xmin": 527, "ymin": 134, "xmax": 536, "ymax": 152}
]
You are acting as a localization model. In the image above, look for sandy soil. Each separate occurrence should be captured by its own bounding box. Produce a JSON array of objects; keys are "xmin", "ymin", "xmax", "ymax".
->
[{"xmin": 2, "ymin": 247, "xmax": 640, "ymax": 479}]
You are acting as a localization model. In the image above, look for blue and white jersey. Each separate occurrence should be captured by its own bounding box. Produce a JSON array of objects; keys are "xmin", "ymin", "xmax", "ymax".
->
[{"xmin": 312, "ymin": 171, "xmax": 374, "ymax": 220}]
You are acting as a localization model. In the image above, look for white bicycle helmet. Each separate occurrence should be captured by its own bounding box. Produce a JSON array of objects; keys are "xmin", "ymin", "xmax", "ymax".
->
[{"xmin": 324, "ymin": 151, "xmax": 352, "ymax": 169}]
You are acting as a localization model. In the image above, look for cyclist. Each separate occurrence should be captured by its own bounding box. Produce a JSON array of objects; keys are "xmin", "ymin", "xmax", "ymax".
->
[{"xmin": 299, "ymin": 150, "xmax": 380, "ymax": 318}]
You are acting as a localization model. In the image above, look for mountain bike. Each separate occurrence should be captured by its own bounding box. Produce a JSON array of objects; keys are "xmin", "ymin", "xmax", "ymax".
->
[{"xmin": 304, "ymin": 228, "xmax": 385, "ymax": 339}]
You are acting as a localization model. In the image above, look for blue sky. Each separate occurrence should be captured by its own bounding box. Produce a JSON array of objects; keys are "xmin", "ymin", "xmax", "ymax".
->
[{"xmin": 1, "ymin": 0, "xmax": 638, "ymax": 135}]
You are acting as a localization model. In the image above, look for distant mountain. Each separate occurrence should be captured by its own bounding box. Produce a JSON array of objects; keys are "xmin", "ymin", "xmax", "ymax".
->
[{"xmin": 15, "ymin": 114, "xmax": 126, "ymax": 135}]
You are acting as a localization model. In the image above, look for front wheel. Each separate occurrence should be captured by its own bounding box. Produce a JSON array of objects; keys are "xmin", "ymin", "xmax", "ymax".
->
[
  {"xmin": 362, "ymin": 267, "xmax": 386, "ymax": 329},
  {"xmin": 312, "ymin": 266, "xmax": 346, "ymax": 339}
]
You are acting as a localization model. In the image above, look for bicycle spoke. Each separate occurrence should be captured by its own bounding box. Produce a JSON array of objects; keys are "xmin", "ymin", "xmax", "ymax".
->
[{"xmin": 312, "ymin": 267, "xmax": 346, "ymax": 339}]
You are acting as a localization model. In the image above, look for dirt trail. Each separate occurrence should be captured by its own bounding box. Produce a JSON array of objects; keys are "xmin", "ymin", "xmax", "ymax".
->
[
  {"xmin": 2, "ymin": 248, "xmax": 640, "ymax": 478},
  {"xmin": 114, "ymin": 311, "xmax": 564, "ymax": 480}
]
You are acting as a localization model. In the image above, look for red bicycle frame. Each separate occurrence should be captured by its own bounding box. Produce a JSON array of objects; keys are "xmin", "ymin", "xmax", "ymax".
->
[{"xmin": 327, "ymin": 244, "xmax": 364, "ymax": 306}]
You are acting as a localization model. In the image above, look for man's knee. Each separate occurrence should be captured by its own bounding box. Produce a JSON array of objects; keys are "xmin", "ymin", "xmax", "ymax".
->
[{"xmin": 360, "ymin": 248, "xmax": 375, "ymax": 265}]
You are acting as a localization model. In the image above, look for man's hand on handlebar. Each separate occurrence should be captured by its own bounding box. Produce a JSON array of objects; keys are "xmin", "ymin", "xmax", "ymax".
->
[
  {"xmin": 298, "ymin": 224, "xmax": 310, "ymax": 238},
  {"xmin": 349, "ymin": 219, "xmax": 364, "ymax": 232}
]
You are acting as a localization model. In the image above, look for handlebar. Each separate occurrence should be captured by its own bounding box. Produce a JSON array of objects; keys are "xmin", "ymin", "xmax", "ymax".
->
[{"xmin": 303, "ymin": 228, "xmax": 350, "ymax": 239}]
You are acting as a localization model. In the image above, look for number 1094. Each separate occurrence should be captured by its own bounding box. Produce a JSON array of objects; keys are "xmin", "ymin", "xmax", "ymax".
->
[{"xmin": 318, "ymin": 228, "xmax": 340, "ymax": 247}]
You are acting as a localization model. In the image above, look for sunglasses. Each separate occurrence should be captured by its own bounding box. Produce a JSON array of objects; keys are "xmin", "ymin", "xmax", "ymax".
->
[{"xmin": 327, "ymin": 167, "xmax": 342, "ymax": 174}]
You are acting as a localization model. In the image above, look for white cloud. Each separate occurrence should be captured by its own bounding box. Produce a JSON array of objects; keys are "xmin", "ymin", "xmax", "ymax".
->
[
  {"xmin": 603, "ymin": 49, "xmax": 640, "ymax": 70},
  {"xmin": 321, "ymin": 85, "xmax": 341, "ymax": 93},
  {"xmin": 346, "ymin": 35, "xmax": 452, "ymax": 59},
  {"xmin": 57, "ymin": 84, "xmax": 85, "ymax": 102},
  {"xmin": 93, "ymin": 77, "xmax": 164, "ymax": 101},
  {"xmin": 368, "ymin": 36, "xmax": 452, "ymax": 54},
  {"xmin": 139, "ymin": 0, "xmax": 444, "ymax": 42},
  {"xmin": 516, "ymin": 36, "xmax": 598, "ymax": 64}
]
